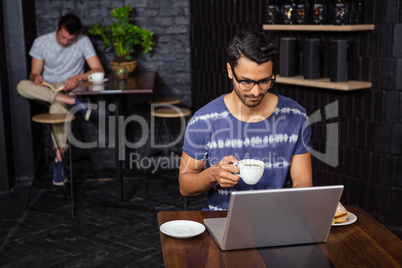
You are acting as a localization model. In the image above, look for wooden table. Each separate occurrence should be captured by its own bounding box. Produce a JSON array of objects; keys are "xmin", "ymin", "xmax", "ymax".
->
[
  {"xmin": 72, "ymin": 71, "xmax": 156, "ymax": 95},
  {"xmin": 71, "ymin": 71, "xmax": 156, "ymax": 211},
  {"xmin": 157, "ymin": 206, "xmax": 402, "ymax": 267}
]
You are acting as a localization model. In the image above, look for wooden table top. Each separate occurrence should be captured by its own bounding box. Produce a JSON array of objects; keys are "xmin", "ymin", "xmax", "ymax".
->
[{"xmin": 157, "ymin": 207, "xmax": 402, "ymax": 268}]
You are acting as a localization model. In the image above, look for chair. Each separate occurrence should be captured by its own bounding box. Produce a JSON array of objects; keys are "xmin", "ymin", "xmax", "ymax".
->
[{"xmin": 26, "ymin": 113, "xmax": 75, "ymax": 217}]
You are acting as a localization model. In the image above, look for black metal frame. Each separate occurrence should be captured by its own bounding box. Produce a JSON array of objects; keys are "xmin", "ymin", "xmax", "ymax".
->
[{"xmin": 26, "ymin": 119, "xmax": 75, "ymax": 217}]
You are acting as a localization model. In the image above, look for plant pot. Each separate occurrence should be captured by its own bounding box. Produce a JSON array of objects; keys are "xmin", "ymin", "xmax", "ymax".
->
[{"xmin": 110, "ymin": 60, "xmax": 137, "ymax": 80}]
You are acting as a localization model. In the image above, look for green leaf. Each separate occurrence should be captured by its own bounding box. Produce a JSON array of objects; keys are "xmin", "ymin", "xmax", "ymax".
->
[{"xmin": 87, "ymin": 5, "xmax": 154, "ymax": 58}]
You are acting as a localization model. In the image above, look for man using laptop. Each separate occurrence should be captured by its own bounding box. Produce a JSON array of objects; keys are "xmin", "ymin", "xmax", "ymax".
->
[{"xmin": 179, "ymin": 30, "xmax": 312, "ymax": 210}]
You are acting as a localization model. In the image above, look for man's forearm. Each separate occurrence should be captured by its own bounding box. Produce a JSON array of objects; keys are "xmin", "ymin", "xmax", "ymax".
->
[
  {"xmin": 179, "ymin": 167, "xmax": 217, "ymax": 197},
  {"xmin": 290, "ymin": 153, "xmax": 313, "ymax": 188},
  {"xmin": 292, "ymin": 177, "xmax": 313, "ymax": 188},
  {"xmin": 75, "ymin": 69, "xmax": 104, "ymax": 82},
  {"xmin": 29, "ymin": 73, "xmax": 40, "ymax": 82}
]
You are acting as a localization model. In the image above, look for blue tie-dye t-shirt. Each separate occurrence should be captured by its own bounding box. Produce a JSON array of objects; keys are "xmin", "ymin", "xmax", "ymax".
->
[{"xmin": 182, "ymin": 93, "xmax": 311, "ymax": 211}]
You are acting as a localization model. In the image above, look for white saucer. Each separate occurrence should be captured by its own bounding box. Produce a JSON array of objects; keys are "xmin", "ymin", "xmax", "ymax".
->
[
  {"xmin": 332, "ymin": 212, "xmax": 357, "ymax": 226},
  {"xmin": 160, "ymin": 220, "xmax": 205, "ymax": 239},
  {"xmin": 89, "ymin": 84, "xmax": 105, "ymax": 91}
]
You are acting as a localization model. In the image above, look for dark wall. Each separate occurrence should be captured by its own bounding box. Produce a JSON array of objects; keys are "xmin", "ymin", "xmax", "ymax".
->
[
  {"xmin": 189, "ymin": 0, "xmax": 402, "ymax": 236},
  {"xmin": 0, "ymin": 0, "xmax": 15, "ymax": 191},
  {"xmin": 191, "ymin": 0, "xmax": 266, "ymax": 109},
  {"xmin": 1, "ymin": 0, "xmax": 37, "ymax": 189}
]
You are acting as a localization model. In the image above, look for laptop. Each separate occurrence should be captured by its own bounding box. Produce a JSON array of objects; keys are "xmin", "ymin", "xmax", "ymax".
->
[{"xmin": 203, "ymin": 185, "xmax": 344, "ymax": 251}]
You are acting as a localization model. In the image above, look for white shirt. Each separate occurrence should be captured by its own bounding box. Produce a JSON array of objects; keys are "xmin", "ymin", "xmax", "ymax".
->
[{"xmin": 29, "ymin": 31, "xmax": 96, "ymax": 82}]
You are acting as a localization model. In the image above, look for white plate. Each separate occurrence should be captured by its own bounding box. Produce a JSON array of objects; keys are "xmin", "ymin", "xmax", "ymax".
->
[
  {"xmin": 332, "ymin": 212, "xmax": 357, "ymax": 226},
  {"xmin": 160, "ymin": 220, "xmax": 205, "ymax": 239}
]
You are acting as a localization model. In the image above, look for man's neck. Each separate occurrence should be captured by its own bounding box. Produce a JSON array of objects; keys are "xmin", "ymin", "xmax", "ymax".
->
[{"xmin": 224, "ymin": 92, "xmax": 278, "ymax": 122}]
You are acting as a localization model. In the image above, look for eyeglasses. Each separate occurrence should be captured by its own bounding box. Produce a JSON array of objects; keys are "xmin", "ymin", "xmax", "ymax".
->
[{"xmin": 230, "ymin": 64, "xmax": 276, "ymax": 91}]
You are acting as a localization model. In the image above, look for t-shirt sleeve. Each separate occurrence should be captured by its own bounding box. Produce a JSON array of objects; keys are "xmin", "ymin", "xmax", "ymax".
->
[
  {"xmin": 182, "ymin": 115, "xmax": 209, "ymax": 161},
  {"xmin": 81, "ymin": 35, "xmax": 96, "ymax": 60},
  {"xmin": 29, "ymin": 38, "xmax": 43, "ymax": 59},
  {"xmin": 294, "ymin": 116, "xmax": 312, "ymax": 155}
]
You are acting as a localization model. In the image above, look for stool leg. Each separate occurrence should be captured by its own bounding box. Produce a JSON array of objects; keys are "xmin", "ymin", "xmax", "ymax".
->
[
  {"xmin": 162, "ymin": 118, "xmax": 171, "ymax": 143},
  {"xmin": 68, "ymin": 127, "xmax": 74, "ymax": 217},
  {"xmin": 144, "ymin": 117, "xmax": 167, "ymax": 194},
  {"xmin": 162, "ymin": 118, "xmax": 171, "ymax": 155},
  {"xmin": 26, "ymin": 131, "xmax": 45, "ymax": 209},
  {"xmin": 174, "ymin": 115, "xmax": 188, "ymax": 154},
  {"xmin": 151, "ymin": 116, "xmax": 165, "ymax": 153},
  {"xmin": 50, "ymin": 125, "xmax": 71, "ymax": 204}
]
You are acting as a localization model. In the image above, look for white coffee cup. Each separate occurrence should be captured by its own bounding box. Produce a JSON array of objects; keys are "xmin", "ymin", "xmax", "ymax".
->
[
  {"xmin": 234, "ymin": 159, "xmax": 265, "ymax": 185},
  {"xmin": 88, "ymin": 72, "xmax": 104, "ymax": 84}
]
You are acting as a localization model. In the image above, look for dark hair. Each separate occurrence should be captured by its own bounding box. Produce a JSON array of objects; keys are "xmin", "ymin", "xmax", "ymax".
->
[
  {"xmin": 57, "ymin": 13, "xmax": 82, "ymax": 35},
  {"xmin": 227, "ymin": 30, "xmax": 277, "ymax": 67}
]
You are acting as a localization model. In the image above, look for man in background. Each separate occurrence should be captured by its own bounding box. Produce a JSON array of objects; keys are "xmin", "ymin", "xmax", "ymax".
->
[{"xmin": 17, "ymin": 13, "xmax": 104, "ymax": 186}]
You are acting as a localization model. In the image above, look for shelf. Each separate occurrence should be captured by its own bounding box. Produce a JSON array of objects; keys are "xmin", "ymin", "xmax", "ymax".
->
[
  {"xmin": 262, "ymin": 24, "xmax": 375, "ymax": 32},
  {"xmin": 276, "ymin": 75, "xmax": 371, "ymax": 91}
]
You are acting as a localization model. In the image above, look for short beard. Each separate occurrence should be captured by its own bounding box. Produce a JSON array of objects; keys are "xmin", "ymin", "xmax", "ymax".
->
[{"xmin": 233, "ymin": 85, "xmax": 267, "ymax": 108}]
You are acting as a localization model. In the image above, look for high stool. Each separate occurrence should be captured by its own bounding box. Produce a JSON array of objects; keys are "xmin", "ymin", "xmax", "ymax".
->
[
  {"xmin": 151, "ymin": 106, "xmax": 191, "ymax": 153},
  {"xmin": 146, "ymin": 96, "xmax": 184, "ymax": 155},
  {"xmin": 147, "ymin": 106, "xmax": 191, "ymax": 206},
  {"xmin": 26, "ymin": 113, "xmax": 75, "ymax": 217},
  {"xmin": 146, "ymin": 98, "xmax": 190, "ymax": 208},
  {"xmin": 147, "ymin": 97, "xmax": 182, "ymax": 106}
]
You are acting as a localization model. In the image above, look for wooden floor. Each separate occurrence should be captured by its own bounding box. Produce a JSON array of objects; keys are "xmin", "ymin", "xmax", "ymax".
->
[{"xmin": 0, "ymin": 173, "xmax": 205, "ymax": 267}]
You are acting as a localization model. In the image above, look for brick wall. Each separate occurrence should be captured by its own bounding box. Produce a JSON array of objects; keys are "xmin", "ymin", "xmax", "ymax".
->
[
  {"xmin": 190, "ymin": 0, "xmax": 401, "ymax": 236},
  {"xmin": 34, "ymin": 0, "xmax": 191, "ymax": 105}
]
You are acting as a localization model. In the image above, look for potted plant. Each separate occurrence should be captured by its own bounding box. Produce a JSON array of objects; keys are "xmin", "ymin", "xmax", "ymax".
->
[{"xmin": 88, "ymin": 5, "xmax": 155, "ymax": 79}]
